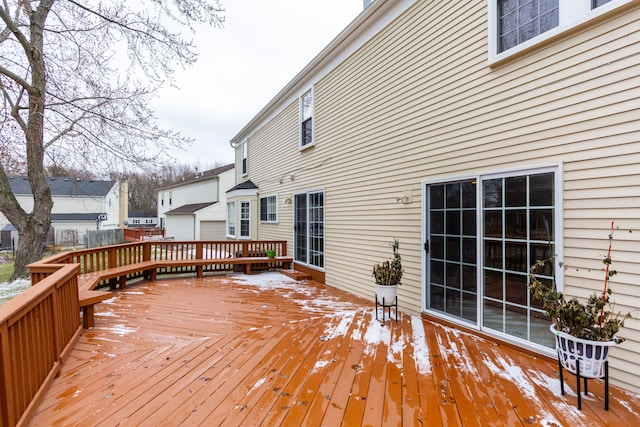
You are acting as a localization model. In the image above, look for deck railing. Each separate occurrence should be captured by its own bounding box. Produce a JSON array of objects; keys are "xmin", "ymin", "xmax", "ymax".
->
[
  {"xmin": 123, "ymin": 227, "xmax": 165, "ymax": 241},
  {"xmin": 1, "ymin": 240, "xmax": 288, "ymax": 426},
  {"xmin": 0, "ymin": 264, "xmax": 81, "ymax": 427}
]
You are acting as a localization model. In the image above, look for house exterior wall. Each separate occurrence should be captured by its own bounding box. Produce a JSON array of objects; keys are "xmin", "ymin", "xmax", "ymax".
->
[
  {"xmin": 0, "ymin": 181, "xmax": 123, "ymax": 240},
  {"xmin": 195, "ymin": 170, "xmax": 234, "ymax": 224},
  {"xmin": 158, "ymin": 178, "xmax": 220, "ymax": 222},
  {"xmin": 128, "ymin": 216, "xmax": 158, "ymax": 227},
  {"xmin": 167, "ymin": 215, "xmax": 195, "ymax": 241},
  {"xmin": 200, "ymin": 221, "xmax": 226, "ymax": 240},
  {"xmin": 158, "ymin": 168, "xmax": 235, "ymax": 240},
  {"xmin": 232, "ymin": 0, "xmax": 640, "ymax": 392}
]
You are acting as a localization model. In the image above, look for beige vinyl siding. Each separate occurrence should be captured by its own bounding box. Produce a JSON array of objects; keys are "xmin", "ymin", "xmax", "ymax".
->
[
  {"xmin": 241, "ymin": 103, "xmax": 298, "ymax": 252},
  {"xmin": 235, "ymin": 0, "xmax": 640, "ymax": 391}
]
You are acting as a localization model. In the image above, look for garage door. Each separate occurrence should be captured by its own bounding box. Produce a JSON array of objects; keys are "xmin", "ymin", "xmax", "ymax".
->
[{"xmin": 200, "ymin": 221, "xmax": 226, "ymax": 240}]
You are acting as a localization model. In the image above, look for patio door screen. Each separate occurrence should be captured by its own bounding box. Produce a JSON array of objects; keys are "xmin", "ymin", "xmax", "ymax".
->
[
  {"xmin": 426, "ymin": 170, "xmax": 557, "ymax": 348},
  {"xmin": 294, "ymin": 191, "xmax": 324, "ymax": 269}
]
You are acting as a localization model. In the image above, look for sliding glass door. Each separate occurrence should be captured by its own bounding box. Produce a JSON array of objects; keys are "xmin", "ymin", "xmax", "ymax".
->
[
  {"xmin": 294, "ymin": 191, "xmax": 324, "ymax": 269},
  {"xmin": 426, "ymin": 169, "xmax": 557, "ymax": 347}
]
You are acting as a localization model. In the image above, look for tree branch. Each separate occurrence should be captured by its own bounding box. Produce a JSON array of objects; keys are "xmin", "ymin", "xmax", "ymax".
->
[{"xmin": 0, "ymin": 63, "xmax": 31, "ymax": 90}]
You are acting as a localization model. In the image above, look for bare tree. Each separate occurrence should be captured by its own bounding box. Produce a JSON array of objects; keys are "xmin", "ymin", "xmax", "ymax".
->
[{"xmin": 0, "ymin": 0, "xmax": 224, "ymax": 278}]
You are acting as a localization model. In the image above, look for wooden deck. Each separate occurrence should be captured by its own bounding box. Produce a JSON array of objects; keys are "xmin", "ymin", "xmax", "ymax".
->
[{"xmin": 28, "ymin": 272, "xmax": 640, "ymax": 426}]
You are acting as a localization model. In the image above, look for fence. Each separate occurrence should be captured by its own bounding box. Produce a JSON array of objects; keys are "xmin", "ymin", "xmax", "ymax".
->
[{"xmin": 86, "ymin": 229, "xmax": 125, "ymax": 248}]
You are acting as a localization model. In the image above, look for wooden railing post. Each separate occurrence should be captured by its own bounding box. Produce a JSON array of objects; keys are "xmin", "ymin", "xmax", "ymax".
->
[{"xmin": 143, "ymin": 242, "xmax": 152, "ymax": 262}]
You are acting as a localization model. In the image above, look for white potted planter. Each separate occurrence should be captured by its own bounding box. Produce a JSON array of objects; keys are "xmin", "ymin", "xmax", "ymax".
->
[
  {"xmin": 551, "ymin": 324, "xmax": 616, "ymax": 379},
  {"xmin": 374, "ymin": 283, "xmax": 398, "ymax": 305}
]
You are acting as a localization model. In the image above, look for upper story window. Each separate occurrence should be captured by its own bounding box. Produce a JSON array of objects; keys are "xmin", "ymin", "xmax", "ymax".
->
[
  {"xmin": 498, "ymin": 0, "xmax": 559, "ymax": 53},
  {"xmin": 300, "ymin": 89, "xmax": 313, "ymax": 148},
  {"xmin": 241, "ymin": 140, "xmax": 247, "ymax": 176},
  {"xmin": 489, "ymin": 0, "xmax": 633, "ymax": 62},
  {"xmin": 260, "ymin": 195, "xmax": 277, "ymax": 223}
]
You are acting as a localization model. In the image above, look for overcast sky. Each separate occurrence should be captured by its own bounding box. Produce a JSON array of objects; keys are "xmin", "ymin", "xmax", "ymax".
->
[{"xmin": 151, "ymin": 0, "xmax": 366, "ymax": 170}]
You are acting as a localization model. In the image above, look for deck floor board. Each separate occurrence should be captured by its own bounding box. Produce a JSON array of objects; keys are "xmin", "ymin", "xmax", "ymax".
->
[{"xmin": 27, "ymin": 273, "xmax": 640, "ymax": 426}]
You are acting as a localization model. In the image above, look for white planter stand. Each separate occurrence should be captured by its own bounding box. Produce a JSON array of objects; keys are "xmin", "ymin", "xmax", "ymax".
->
[
  {"xmin": 374, "ymin": 284, "xmax": 398, "ymax": 322},
  {"xmin": 551, "ymin": 324, "xmax": 616, "ymax": 410}
]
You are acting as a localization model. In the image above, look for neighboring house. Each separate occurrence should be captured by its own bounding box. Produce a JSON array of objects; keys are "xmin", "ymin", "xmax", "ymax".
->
[
  {"xmin": 226, "ymin": 0, "xmax": 640, "ymax": 392},
  {"xmin": 0, "ymin": 176, "xmax": 126, "ymax": 248},
  {"xmin": 0, "ymin": 224, "xmax": 17, "ymax": 251},
  {"xmin": 127, "ymin": 210, "xmax": 158, "ymax": 228},
  {"xmin": 157, "ymin": 164, "xmax": 235, "ymax": 241}
]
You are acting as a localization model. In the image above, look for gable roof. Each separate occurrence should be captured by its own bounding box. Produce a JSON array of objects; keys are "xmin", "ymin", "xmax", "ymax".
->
[
  {"xmin": 7, "ymin": 176, "xmax": 116, "ymax": 197},
  {"xmin": 158, "ymin": 164, "xmax": 234, "ymax": 191},
  {"xmin": 165, "ymin": 202, "xmax": 216, "ymax": 215},
  {"xmin": 226, "ymin": 180, "xmax": 259, "ymax": 192}
]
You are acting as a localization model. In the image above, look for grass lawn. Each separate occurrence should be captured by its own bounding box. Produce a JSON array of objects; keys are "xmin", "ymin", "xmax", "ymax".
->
[{"xmin": 0, "ymin": 262, "xmax": 13, "ymax": 283}]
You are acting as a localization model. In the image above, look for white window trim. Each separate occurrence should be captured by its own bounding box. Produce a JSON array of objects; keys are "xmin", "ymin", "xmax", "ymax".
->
[
  {"xmin": 239, "ymin": 200, "xmax": 251, "ymax": 239},
  {"xmin": 421, "ymin": 163, "xmax": 564, "ymax": 309},
  {"xmin": 226, "ymin": 201, "xmax": 236, "ymax": 238},
  {"xmin": 241, "ymin": 140, "xmax": 248, "ymax": 176},
  {"xmin": 487, "ymin": 0, "xmax": 634, "ymax": 64},
  {"xmin": 260, "ymin": 194, "xmax": 278, "ymax": 224},
  {"xmin": 299, "ymin": 87, "xmax": 314, "ymax": 150}
]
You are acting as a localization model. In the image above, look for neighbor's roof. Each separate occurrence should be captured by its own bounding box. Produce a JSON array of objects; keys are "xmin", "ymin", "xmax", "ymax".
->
[
  {"xmin": 1, "ymin": 224, "xmax": 17, "ymax": 232},
  {"xmin": 158, "ymin": 164, "xmax": 234, "ymax": 191},
  {"xmin": 51, "ymin": 213, "xmax": 103, "ymax": 221},
  {"xmin": 165, "ymin": 202, "xmax": 216, "ymax": 215},
  {"xmin": 8, "ymin": 176, "xmax": 116, "ymax": 197},
  {"xmin": 128, "ymin": 210, "xmax": 157, "ymax": 218}
]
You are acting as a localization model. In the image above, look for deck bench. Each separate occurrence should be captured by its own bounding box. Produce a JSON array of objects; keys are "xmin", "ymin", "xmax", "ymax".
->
[
  {"xmin": 76, "ymin": 261, "xmax": 156, "ymax": 328},
  {"xmin": 78, "ymin": 290, "xmax": 113, "ymax": 328},
  {"xmin": 154, "ymin": 256, "xmax": 293, "ymax": 277}
]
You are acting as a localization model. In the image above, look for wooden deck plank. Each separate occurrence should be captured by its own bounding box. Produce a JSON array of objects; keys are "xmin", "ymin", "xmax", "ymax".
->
[
  {"xmin": 423, "ymin": 321, "xmax": 464, "ymax": 426},
  {"xmin": 319, "ymin": 312, "xmax": 370, "ymax": 427},
  {"xmin": 397, "ymin": 316, "xmax": 423, "ymax": 426},
  {"xmin": 26, "ymin": 273, "xmax": 640, "ymax": 427},
  {"xmin": 219, "ymin": 320, "xmax": 319, "ymax": 426},
  {"xmin": 301, "ymin": 310, "xmax": 369, "ymax": 426},
  {"xmin": 263, "ymin": 314, "xmax": 351, "ymax": 426}
]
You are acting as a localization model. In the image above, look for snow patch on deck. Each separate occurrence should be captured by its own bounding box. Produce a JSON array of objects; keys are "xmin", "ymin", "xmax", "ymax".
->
[
  {"xmin": 411, "ymin": 316, "xmax": 431, "ymax": 374},
  {"xmin": 483, "ymin": 352, "xmax": 585, "ymax": 425}
]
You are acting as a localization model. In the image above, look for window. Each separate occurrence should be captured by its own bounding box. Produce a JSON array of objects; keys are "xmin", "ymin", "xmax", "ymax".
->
[
  {"xmin": 497, "ymin": 0, "xmax": 559, "ymax": 53},
  {"xmin": 294, "ymin": 191, "xmax": 324, "ymax": 269},
  {"xmin": 425, "ymin": 168, "xmax": 560, "ymax": 349},
  {"xmin": 226, "ymin": 202, "xmax": 236, "ymax": 237},
  {"xmin": 489, "ymin": 0, "xmax": 633, "ymax": 60},
  {"xmin": 241, "ymin": 140, "xmax": 247, "ymax": 176},
  {"xmin": 240, "ymin": 201, "xmax": 250, "ymax": 238},
  {"xmin": 300, "ymin": 89, "xmax": 313, "ymax": 148},
  {"xmin": 260, "ymin": 195, "xmax": 277, "ymax": 223}
]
